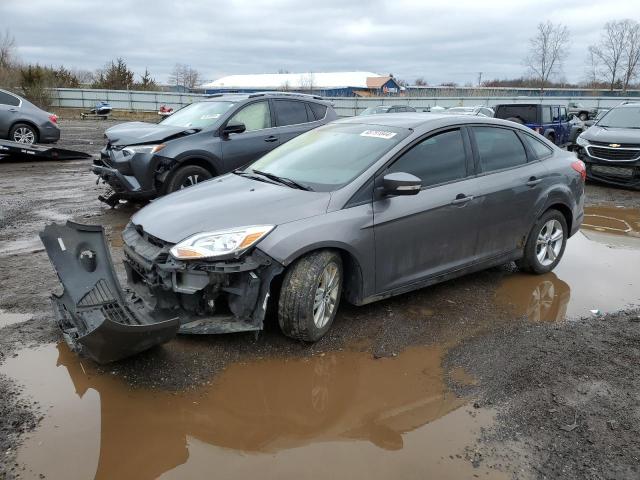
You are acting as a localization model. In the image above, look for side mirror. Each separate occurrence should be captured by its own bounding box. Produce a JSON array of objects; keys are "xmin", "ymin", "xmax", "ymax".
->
[
  {"xmin": 222, "ymin": 122, "xmax": 246, "ymax": 136},
  {"xmin": 381, "ymin": 172, "xmax": 422, "ymax": 196}
]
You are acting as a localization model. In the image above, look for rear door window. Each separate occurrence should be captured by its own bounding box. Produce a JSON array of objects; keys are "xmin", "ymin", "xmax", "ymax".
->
[
  {"xmin": 473, "ymin": 126, "xmax": 528, "ymax": 172},
  {"xmin": 560, "ymin": 107, "xmax": 568, "ymax": 122},
  {"xmin": 387, "ymin": 129, "xmax": 468, "ymax": 187},
  {"xmin": 275, "ymin": 100, "xmax": 309, "ymax": 126},
  {"xmin": 0, "ymin": 91, "xmax": 20, "ymax": 106},
  {"xmin": 552, "ymin": 107, "xmax": 560, "ymax": 122},
  {"xmin": 541, "ymin": 107, "xmax": 552, "ymax": 123}
]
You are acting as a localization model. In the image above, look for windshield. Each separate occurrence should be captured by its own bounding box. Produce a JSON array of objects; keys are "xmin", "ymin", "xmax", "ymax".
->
[
  {"xmin": 160, "ymin": 101, "xmax": 235, "ymax": 128},
  {"xmin": 597, "ymin": 107, "xmax": 640, "ymax": 128},
  {"xmin": 247, "ymin": 123, "xmax": 409, "ymax": 192},
  {"xmin": 360, "ymin": 106, "xmax": 390, "ymax": 115}
]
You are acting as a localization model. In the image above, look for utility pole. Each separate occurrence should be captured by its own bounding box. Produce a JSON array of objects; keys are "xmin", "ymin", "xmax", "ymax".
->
[{"xmin": 477, "ymin": 72, "xmax": 483, "ymax": 87}]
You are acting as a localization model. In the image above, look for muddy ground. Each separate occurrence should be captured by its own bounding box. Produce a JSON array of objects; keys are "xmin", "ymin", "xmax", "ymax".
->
[{"xmin": 0, "ymin": 119, "xmax": 639, "ymax": 479}]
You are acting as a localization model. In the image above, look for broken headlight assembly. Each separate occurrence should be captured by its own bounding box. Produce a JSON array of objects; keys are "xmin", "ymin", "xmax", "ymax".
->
[
  {"xmin": 123, "ymin": 144, "xmax": 166, "ymax": 155},
  {"xmin": 169, "ymin": 225, "xmax": 275, "ymax": 260}
]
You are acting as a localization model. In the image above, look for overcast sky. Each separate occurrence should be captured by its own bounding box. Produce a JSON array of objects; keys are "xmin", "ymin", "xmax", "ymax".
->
[{"xmin": 1, "ymin": 0, "xmax": 638, "ymax": 86}]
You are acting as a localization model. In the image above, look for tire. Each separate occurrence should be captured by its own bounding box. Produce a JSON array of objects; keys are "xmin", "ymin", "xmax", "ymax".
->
[
  {"xmin": 579, "ymin": 113, "xmax": 588, "ymax": 121},
  {"xmin": 516, "ymin": 209, "xmax": 568, "ymax": 274},
  {"xmin": 9, "ymin": 123, "xmax": 38, "ymax": 144},
  {"xmin": 545, "ymin": 133, "xmax": 556, "ymax": 144},
  {"xmin": 163, "ymin": 165, "xmax": 212, "ymax": 194},
  {"xmin": 278, "ymin": 250, "xmax": 343, "ymax": 342}
]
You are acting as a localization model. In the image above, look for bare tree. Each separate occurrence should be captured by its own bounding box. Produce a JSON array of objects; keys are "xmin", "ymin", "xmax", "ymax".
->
[
  {"xmin": 621, "ymin": 20, "xmax": 640, "ymax": 91},
  {"xmin": 589, "ymin": 20, "xmax": 629, "ymax": 90},
  {"xmin": 414, "ymin": 77, "xmax": 428, "ymax": 86},
  {"xmin": 299, "ymin": 72, "xmax": 315, "ymax": 93},
  {"xmin": 0, "ymin": 29, "xmax": 16, "ymax": 69},
  {"xmin": 525, "ymin": 21, "xmax": 570, "ymax": 91},
  {"xmin": 584, "ymin": 46, "xmax": 601, "ymax": 87},
  {"xmin": 168, "ymin": 63, "xmax": 201, "ymax": 91}
]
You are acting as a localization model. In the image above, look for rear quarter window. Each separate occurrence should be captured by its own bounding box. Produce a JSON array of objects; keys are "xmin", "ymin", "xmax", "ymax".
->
[
  {"xmin": 522, "ymin": 133, "xmax": 553, "ymax": 159},
  {"xmin": 309, "ymin": 102, "xmax": 328, "ymax": 120}
]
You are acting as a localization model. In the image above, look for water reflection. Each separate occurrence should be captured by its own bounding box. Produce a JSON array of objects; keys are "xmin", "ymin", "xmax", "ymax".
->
[
  {"xmin": 8, "ymin": 342, "xmax": 471, "ymax": 479},
  {"xmin": 495, "ymin": 206, "xmax": 640, "ymax": 320}
]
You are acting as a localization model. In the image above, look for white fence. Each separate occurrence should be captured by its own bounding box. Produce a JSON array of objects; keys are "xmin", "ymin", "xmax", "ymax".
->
[{"xmin": 50, "ymin": 88, "xmax": 637, "ymax": 117}]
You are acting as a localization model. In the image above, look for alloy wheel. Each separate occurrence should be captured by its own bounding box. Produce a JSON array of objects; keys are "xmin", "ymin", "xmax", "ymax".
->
[
  {"xmin": 535, "ymin": 220, "xmax": 563, "ymax": 266},
  {"xmin": 313, "ymin": 262, "xmax": 339, "ymax": 328},
  {"xmin": 13, "ymin": 127, "xmax": 35, "ymax": 144},
  {"xmin": 180, "ymin": 174, "xmax": 201, "ymax": 189}
]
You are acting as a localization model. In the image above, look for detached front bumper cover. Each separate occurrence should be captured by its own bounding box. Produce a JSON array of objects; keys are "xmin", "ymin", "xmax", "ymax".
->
[{"xmin": 40, "ymin": 222, "xmax": 180, "ymax": 364}]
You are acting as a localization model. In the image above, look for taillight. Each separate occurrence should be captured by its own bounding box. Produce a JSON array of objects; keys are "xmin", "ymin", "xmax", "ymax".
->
[
  {"xmin": 571, "ymin": 160, "xmax": 586, "ymax": 181},
  {"xmin": 48, "ymin": 114, "xmax": 58, "ymax": 124}
]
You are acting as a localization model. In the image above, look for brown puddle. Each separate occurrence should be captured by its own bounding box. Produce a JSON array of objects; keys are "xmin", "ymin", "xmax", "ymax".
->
[
  {"xmin": 2, "ymin": 343, "xmax": 506, "ymax": 480},
  {"xmin": 0, "ymin": 310, "xmax": 32, "ymax": 328},
  {"xmin": 496, "ymin": 206, "xmax": 640, "ymax": 321}
]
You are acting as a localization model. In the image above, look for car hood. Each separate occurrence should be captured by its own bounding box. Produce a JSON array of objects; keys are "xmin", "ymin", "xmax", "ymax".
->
[
  {"xmin": 104, "ymin": 122, "xmax": 198, "ymax": 146},
  {"xmin": 582, "ymin": 125, "xmax": 640, "ymax": 144},
  {"xmin": 131, "ymin": 173, "xmax": 332, "ymax": 244}
]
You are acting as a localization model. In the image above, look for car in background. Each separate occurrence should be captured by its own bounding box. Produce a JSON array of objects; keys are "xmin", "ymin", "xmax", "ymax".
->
[
  {"xmin": 583, "ymin": 108, "xmax": 610, "ymax": 128},
  {"xmin": 0, "ymin": 88, "xmax": 60, "ymax": 144},
  {"xmin": 494, "ymin": 104, "xmax": 571, "ymax": 147},
  {"xmin": 443, "ymin": 106, "xmax": 494, "ymax": 117},
  {"xmin": 92, "ymin": 92, "xmax": 337, "ymax": 205},
  {"xmin": 44, "ymin": 113, "xmax": 585, "ymax": 363},
  {"xmin": 359, "ymin": 105, "xmax": 416, "ymax": 115},
  {"xmin": 575, "ymin": 101, "xmax": 640, "ymax": 189},
  {"xmin": 568, "ymin": 102, "xmax": 598, "ymax": 121}
]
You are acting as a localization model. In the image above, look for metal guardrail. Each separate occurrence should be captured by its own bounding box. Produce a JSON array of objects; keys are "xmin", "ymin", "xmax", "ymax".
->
[{"xmin": 49, "ymin": 88, "xmax": 638, "ymax": 118}]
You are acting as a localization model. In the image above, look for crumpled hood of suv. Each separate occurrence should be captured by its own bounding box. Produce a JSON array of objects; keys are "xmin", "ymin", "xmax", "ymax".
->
[
  {"xmin": 105, "ymin": 121, "xmax": 197, "ymax": 146},
  {"xmin": 582, "ymin": 125, "xmax": 640, "ymax": 144},
  {"xmin": 131, "ymin": 174, "xmax": 332, "ymax": 244}
]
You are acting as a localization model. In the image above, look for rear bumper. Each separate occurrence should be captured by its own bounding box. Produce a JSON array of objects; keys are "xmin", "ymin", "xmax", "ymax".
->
[{"xmin": 39, "ymin": 124, "xmax": 61, "ymax": 143}]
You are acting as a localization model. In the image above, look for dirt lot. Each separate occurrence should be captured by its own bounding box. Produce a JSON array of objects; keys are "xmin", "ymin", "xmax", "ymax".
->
[{"xmin": 1, "ymin": 119, "xmax": 639, "ymax": 479}]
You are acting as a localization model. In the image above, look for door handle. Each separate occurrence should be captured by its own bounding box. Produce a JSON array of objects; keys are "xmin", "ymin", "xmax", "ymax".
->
[
  {"xmin": 9, "ymin": 108, "xmax": 18, "ymax": 113},
  {"xmin": 264, "ymin": 136, "xmax": 278, "ymax": 142},
  {"xmin": 451, "ymin": 194, "xmax": 474, "ymax": 205},
  {"xmin": 526, "ymin": 177, "xmax": 542, "ymax": 187}
]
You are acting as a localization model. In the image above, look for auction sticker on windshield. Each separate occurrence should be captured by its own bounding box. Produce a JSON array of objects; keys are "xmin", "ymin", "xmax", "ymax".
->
[{"xmin": 360, "ymin": 130, "xmax": 397, "ymax": 140}]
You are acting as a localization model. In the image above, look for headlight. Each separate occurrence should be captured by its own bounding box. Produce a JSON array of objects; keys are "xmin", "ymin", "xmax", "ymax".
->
[
  {"xmin": 123, "ymin": 144, "xmax": 166, "ymax": 155},
  {"xmin": 576, "ymin": 135, "xmax": 589, "ymax": 147},
  {"xmin": 170, "ymin": 225, "xmax": 275, "ymax": 260}
]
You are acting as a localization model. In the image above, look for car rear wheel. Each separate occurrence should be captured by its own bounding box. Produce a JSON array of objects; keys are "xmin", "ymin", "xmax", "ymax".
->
[
  {"xmin": 164, "ymin": 165, "xmax": 212, "ymax": 194},
  {"xmin": 278, "ymin": 250, "xmax": 342, "ymax": 342},
  {"xmin": 517, "ymin": 209, "xmax": 568, "ymax": 274},
  {"xmin": 10, "ymin": 123, "xmax": 38, "ymax": 144}
]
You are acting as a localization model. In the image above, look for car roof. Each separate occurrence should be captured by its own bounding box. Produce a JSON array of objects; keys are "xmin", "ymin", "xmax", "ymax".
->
[
  {"xmin": 201, "ymin": 91, "xmax": 331, "ymax": 105},
  {"xmin": 335, "ymin": 112, "xmax": 523, "ymax": 130}
]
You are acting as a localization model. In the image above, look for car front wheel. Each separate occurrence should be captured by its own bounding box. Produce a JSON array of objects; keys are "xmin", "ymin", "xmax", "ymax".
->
[
  {"xmin": 10, "ymin": 123, "xmax": 38, "ymax": 144},
  {"xmin": 163, "ymin": 165, "xmax": 212, "ymax": 194},
  {"xmin": 278, "ymin": 250, "xmax": 342, "ymax": 342},
  {"xmin": 517, "ymin": 209, "xmax": 568, "ymax": 274}
]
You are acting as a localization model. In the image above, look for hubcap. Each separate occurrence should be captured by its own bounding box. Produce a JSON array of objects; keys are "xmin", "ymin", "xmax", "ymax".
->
[
  {"xmin": 13, "ymin": 127, "xmax": 35, "ymax": 144},
  {"xmin": 313, "ymin": 262, "xmax": 339, "ymax": 328},
  {"xmin": 180, "ymin": 174, "xmax": 200, "ymax": 189},
  {"xmin": 535, "ymin": 219, "xmax": 564, "ymax": 266}
]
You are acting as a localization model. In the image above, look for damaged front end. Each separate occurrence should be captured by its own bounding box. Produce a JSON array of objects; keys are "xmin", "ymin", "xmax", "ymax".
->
[{"xmin": 40, "ymin": 222, "xmax": 283, "ymax": 364}]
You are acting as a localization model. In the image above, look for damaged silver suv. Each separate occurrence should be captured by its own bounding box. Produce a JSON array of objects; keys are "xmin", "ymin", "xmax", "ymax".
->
[{"xmin": 42, "ymin": 114, "xmax": 585, "ymax": 363}]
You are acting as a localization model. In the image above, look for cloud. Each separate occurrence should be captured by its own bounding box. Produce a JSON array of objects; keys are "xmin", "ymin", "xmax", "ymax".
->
[{"xmin": 1, "ymin": 0, "xmax": 638, "ymax": 85}]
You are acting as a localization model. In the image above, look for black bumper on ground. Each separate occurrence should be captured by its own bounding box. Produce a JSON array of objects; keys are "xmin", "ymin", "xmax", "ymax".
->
[{"xmin": 40, "ymin": 221, "xmax": 284, "ymax": 363}]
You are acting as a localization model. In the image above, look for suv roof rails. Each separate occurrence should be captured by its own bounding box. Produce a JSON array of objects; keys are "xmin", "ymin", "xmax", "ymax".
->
[
  {"xmin": 248, "ymin": 91, "xmax": 326, "ymax": 101},
  {"xmin": 618, "ymin": 100, "xmax": 640, "ymax": 106}
]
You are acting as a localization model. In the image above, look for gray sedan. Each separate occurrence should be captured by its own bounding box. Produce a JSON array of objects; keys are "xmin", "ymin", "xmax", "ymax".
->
[
  {"xmin": 42, "ymin": 114, "xmax": 585, "ymax": 363},
  {"xmin": 0, "ymin": 88, "xmax": 60, "ymax": 144}
]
